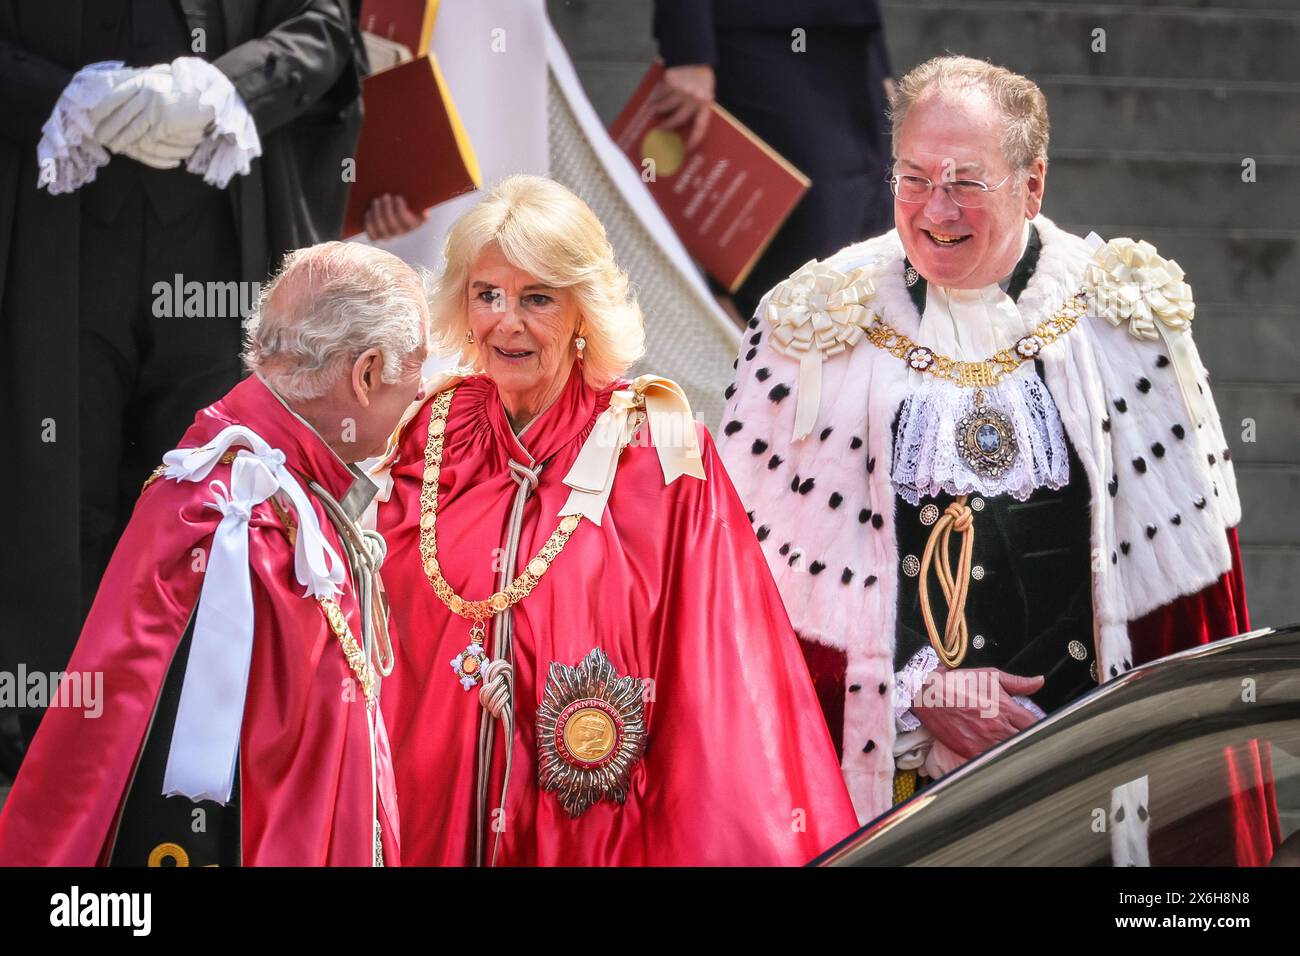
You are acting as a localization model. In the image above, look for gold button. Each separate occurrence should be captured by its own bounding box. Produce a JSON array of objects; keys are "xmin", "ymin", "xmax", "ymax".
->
[
  {"xmin": 902, "ymin": 554, "xmax": 920, "ymax": 577},
  {"xmin": 528, "ymin": 557, "xmax": 548, "ymax": 577}
]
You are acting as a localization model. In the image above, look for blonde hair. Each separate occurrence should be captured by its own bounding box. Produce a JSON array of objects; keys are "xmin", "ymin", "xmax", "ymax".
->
[
  {"xmin": 890, "ymin": 55, "xmax": 1050, "ymax": 172},
  {"xmin": 429, "ymin": 174, "xmax": 645, "ymax": 389},
  {"xmin": 243, "ymin": 242, "xmax": 430, "ymax": 402}
]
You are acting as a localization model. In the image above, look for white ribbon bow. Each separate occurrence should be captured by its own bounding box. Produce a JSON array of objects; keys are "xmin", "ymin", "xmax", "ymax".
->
[
  {"xmin": 560, "ymin": 376, "xmax": 706, "ymax": 525},
  {"xmin": 159, "ymin": 425, "xmax": 346, "ymax": 804},
  {"xmin": 764, "ymin": 260, "xmax": 876, "ymax": 441}
]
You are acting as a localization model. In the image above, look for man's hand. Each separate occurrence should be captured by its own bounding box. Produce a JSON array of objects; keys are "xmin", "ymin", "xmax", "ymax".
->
[
  {"xmin": 912, "ymin": 667, "xmax": 1044, "ymax": 760},
  {"xmin": 364, "ymin": 194, "xmax": 429, "ymax": 240},
  {"xmin": 90, "ymin": 63, "xmax": 214, "ymax": 169},
  {"xmin": 647, "ymin": 64, "xmax": 715, "ymax": 150}
]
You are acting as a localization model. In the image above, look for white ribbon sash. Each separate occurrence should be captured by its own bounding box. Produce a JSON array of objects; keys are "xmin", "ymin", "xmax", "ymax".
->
[{"xmin": 159, "ymin": 424, "xmax": 346, "ymax": 804}]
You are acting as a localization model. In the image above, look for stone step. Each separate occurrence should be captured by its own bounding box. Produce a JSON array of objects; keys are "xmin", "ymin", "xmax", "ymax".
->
[
  {"xmin": 1045, "ymin": 155, "xmax": 1300, "ymax": 231},
  {"xmin": 882, "ymin": 2, "xmax": 1300, "ymax": 83},
  {"xmin": 1240, "ymin": 545, "xmax": 1300, "ymax": 630},
  {"xmin": 1212, "ymin": 385, "xmax": 1300, "ymax": 464},
  {"xmin": 1055, "ymin": 225, "xmax": 1300, "ymax": 306},
  {"xmin": 1236, "ymin": 465, "xmax": 1300, "ymax": 545},
  {"xmin": 1191, "ymin": 305, "xmax": 1300, "ymax": 383},
  {"xmin": 547, "ymin": 0, "xmax": 656, "ymax": 62},
  {"xmin": 1042, "ymin": 79, "xmax": 1300, "ymax": 156}
]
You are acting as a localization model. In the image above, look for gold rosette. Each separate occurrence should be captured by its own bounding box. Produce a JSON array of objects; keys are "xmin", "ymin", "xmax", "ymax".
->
[
  {"xmin": 535, "ymin": 648, "xmax": 647, "ymax": 818},
  {"xmin": 1084, "ymin": 237, "xmax": 1194, "ymax": 341},
  {"xmin": 764, "ymin": 260, "xmax": 876, "ymax": 441}
]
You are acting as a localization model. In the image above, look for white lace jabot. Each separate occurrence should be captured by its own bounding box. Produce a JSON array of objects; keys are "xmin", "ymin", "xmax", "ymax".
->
[{"xmin": 891, "ymin": 251, "xmax": 1072, "ymax": 505}]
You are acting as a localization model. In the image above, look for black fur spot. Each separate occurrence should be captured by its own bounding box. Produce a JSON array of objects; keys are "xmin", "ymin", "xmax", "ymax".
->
[
  {"xmin": 749, "ymin": 332, "xmax": 761, "ymax": 346},
  {"xmin": 1146, "ymin": 524, "xmax": 1158, "ymax": 540},
  {"xmin": 864, "ymin": 575, "xmax": 878, "ymax": 587},
  {"xmin": 724, "ymin": 383, "xmax": 736, "ymax": 400},
  {"xmin": 1207, "ymin": 453, "xmax": 1216, "ymax": 466},
  {"xmin": 747, "ymin": 317, "xmax": 759, "ymax": 329},
  {"xmin": 790, "ymin": 475, "xmax": 800, "ymax": 493},
  {"xmin": 841, "ymin": 568, "xmax": 854, "ymax": 584},
  {"xmin": 862, "ymin": 740, "xmax": 876, "ymax": 754},
  {"xmin": 768, "ymin": 383, "xmax": 790, "ymax": 403},
  {"xmin": 828, "ymin": 492, "xmax": 843, "ymax": 509},
  {"xmin": 1101, "ymin": 417, "xmax": 1111, "ymax": 433},
  {"xmin": 1155, "ymin": 355, "xmax": 1170, "ymax": 368},
  {"xmin": 1138, "ymin": 804, "xmax": 1149, "ymax": 821},
  {"xmin": 1121, "ymin": 541, "xmax": 1131, "ymax": 555},
  {"xmin": 745, "ymin": 347, "xmax": 757, "ymax": 361},
  {"xmin": 751, "ymin": 439, "xmax": 768, "ymax": 455},
  {"xmin": 724, "ymin": 420, "xmax": 743, "ymax": 436},
  {"xmin": 1136, "ymin": 377, "xmax": 1151, "ymax": 394},
  {"xmin": 1109, "ymin": 475, "xmax": 1119, "ymax": 497},
  {"xmin": 819, "ymin": 426, "xmax": 833, "ymax": 441},
  {"xmin": 850, "ymin": 437, "xmax": 863, "ymax": 450},
  {"xmin": 1133, "ymin": 456, "xmax": 1147, "ymax": 474},
  {"xmin": 756, "ymin": 525, "xmax": 770, "ymax": 541},
  {"xmin": 878, "ymin": 683, "xmax": 888, "ymax": 695},
  {"xmin": 871, "ymin": 513, "xmax": 884, "ymax": 529},
  {"xmin": 866, "ymin": 456, "xmax": 877, "ymax": 474},
  {"xmin": 755, "ymin": 367, "xmax": 771, "ymax": 382},
  {"xmin": 1115, "ymin": 805, "xmax": 1126, "ymax": 823},
  {"xmin": 1111, "ymin": 551, "xmax": 1118, "ymax": 565},
  {"xmin": 746, "ymin": 511, "xmax": 754, "ymax": 523},
  {"xmin": 1114, "ymin": 397, "xmax": 1128, "ymax": 413},
  {"xmin": 779, "ymin": 543, "xmax": 790, "ymax": 556},
  {"xmin": 859, "ymin": 508, "xmax": 872, "ymax": 524},
  {"xmin": 1171, "ymin": 514, "xmax": 1181, "ymax": 526},
  {"xmin": 1151, "ymin": 442, "xmax": 1165, "ymax": 458},
  {"xmin": 1171, "ymin": 423, "xmax": 1185, "ymax": 440},
  {"xmin": 797, "ymin": 477, "xmax": 815, "ymax": 495},
  {"xmin": 788, "ymin": 553, "xmax": 799, "ymax": 567},
  {"xmin": 1110, "ymin": 665, "xmax": 1119, "ymax": 677},
  {"xmin": 1223, "ymin": 448, "xmax": 1232, "ymax": 462},
  {"xmin": 1195, "ymin": 496, "xmax": 1207, "ymax": 509},
  {"xmin": 767, "ymin": 454, "xmax": 783, "ymax": 470},
  {"xmin": 848, "ymin": 684, "xmax": 861, "ymax": 692},
  {"xmin": 809, "ymin": 561, "xmax": 825, "ymax": 575}
]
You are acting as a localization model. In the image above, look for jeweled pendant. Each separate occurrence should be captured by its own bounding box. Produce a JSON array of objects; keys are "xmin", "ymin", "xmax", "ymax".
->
[
  {"xmin": 956, "ymin": 389, "xmax": 1019, "ymax": 478},
  {"xmin": 450, "ymin": 622, "xmax": 489, "ymax": 691}
]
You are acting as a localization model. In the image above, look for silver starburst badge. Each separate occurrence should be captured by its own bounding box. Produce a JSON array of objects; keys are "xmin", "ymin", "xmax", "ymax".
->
[{"xmin": 535, "ymin": 648, "xmax": 647, "ymax": 818}]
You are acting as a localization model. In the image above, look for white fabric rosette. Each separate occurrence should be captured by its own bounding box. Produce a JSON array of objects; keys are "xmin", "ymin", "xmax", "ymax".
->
[
  {"xmin": 159, "ymin": 425, "xmax": 346, "ymax": 804},
  {"xmin": 765, "ymin": 260, "xmax": 876, "ymax": 441},
  {"xmin": 1085, "ymin": 234, "xmax": 1209, "ymax": 428}
]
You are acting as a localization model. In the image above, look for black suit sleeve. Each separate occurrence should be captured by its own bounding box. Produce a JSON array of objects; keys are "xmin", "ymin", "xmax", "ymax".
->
[
  {"xmin": 211, "ymin": 0, "xmax": 355, "ymax": 139},
  {"xmin": 0, "ymin": 37, "xmax": 73, "ymax": 148},
  {"xmin": 652, "ymin": 0, "xmax": 717, "ymax": 68}
]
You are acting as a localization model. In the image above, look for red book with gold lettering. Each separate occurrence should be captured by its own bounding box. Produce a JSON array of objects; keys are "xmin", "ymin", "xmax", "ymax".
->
[
  {"xmin": 609, "ymin": 60, "xmax": 811, "ymax": 292},
  {"xmin": 342, "ymin": 53, "xmax": 481, "ymax": 238}
]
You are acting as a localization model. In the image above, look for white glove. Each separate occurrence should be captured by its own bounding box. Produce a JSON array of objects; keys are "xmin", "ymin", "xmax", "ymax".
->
[{"xmin": 89, "ymin": 62, "xmax": 215, "ymax": 169}]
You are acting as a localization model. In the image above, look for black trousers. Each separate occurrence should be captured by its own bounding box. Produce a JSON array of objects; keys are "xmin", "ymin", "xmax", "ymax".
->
[
  {"xmin": 77, "ymin": 185, "xmax": 244, "ymax": 614},
  {"xmin": 714, "ymin": 26, "xmax": 894, "ymax": 319}
]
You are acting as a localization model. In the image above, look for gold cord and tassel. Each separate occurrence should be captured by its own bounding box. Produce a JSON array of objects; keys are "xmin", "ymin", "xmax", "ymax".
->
[{"xmin": 918, "ymin": 495, "xmax": 977, "ymax": 669}]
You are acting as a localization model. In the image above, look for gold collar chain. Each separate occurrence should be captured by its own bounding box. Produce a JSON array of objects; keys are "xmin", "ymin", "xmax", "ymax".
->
[
  {"xmin": 418, "ymin": 387, "xmax": 583, "ymax": 624},
  {"xmin": 865, "ymin": 290, "xmax": 1088, "ymax": 388}
]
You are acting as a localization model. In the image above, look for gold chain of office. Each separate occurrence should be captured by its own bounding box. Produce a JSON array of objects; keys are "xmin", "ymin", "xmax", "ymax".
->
[
  {"xmin": 864, "ymin": 290, "xmax": 1088, "ymax": 388},
  {"xmin": 418, "ymin": 387, "xmax": 583, "ymax": 623}
]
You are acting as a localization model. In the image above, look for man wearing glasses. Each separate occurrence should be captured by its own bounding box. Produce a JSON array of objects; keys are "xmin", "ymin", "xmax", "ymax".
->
[{"xmin": 718, "ymin": 55, "xmax": 1268, "ymax": 863}]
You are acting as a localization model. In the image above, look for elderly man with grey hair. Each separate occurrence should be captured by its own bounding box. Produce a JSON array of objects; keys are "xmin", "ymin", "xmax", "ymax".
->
[
  {"xmin": 0, "ymin": 241, "xmax": 429, "ymax": 867},
  {"xmin": 719, "ymin": 54, "xmax": 1273, "ymax": 864}
]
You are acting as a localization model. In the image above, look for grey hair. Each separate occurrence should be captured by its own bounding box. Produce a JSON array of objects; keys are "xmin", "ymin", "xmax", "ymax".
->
[
  {"xmin": 889, "ymin": 55, "xmax": 1050, "ymax": 172},
  {"xmin": 243, "ymin": 242, "xmax": 431, "ymax": 402}
]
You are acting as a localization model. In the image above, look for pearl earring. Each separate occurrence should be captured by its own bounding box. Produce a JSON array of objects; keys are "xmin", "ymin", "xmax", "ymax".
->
[{"xmin": 575, "ymin": 336, "xmax": 586, "ymax": 353}]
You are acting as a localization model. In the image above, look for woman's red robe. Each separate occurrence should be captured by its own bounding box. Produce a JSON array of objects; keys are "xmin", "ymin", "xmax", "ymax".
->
[{"xmin": 378, "ymin": 368, "xmax": 858, "ymax": 865}]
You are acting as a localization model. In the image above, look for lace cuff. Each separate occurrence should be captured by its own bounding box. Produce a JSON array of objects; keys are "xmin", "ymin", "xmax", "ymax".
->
[
  {"xmin": 894, "ymin": 644, "xmax": 940, "ymax": 732},
  {"xmin": 172, "ymin": 57, "xmax": 262, "ymax": 188},
  {"xmin": 36, "ymin": 61, "xmax": 130, "ymax": 195}
]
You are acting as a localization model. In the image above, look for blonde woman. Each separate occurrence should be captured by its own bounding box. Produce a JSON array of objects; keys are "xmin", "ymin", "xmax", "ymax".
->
[{"xmin": 376, "ymin": 175, "xmax": 856, "ymax": 866}]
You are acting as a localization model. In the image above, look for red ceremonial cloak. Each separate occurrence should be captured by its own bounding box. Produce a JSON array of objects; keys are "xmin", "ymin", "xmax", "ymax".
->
[
  {"xmin": 377, "ymin": 367, "xmax": 858, "ymax": 865},
  {"xmin": 0, "ymin": 376, "xmax": 399, "ymax": 866}
]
